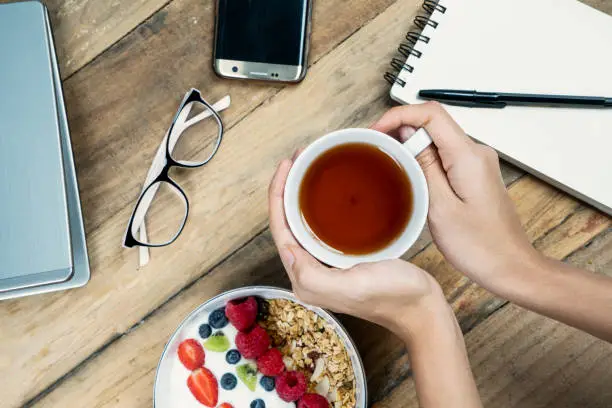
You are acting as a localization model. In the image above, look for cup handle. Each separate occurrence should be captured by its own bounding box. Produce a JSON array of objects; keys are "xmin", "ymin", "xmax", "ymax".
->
[{"xmin": 403, "ymin": 128, "xmax": 433, "ymax": 157}]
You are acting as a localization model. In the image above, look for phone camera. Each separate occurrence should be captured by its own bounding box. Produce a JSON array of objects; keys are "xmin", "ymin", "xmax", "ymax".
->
[{"xmin": 232, "ymin": 66, "xmax": 238, "ymax": 73}]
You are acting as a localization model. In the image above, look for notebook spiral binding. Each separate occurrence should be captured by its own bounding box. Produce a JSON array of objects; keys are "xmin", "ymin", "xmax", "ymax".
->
[{"xmin": 384, "ymin": 0, "xmax": 447, "ymax": 87}]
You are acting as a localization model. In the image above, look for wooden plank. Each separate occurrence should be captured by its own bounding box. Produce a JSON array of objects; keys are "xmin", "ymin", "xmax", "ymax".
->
[
  {"xmin": 0, "ymin": 0, "xmax": 170, "ymax": 78},
  {"xmin": 25, "ymin": 154, "xmax": 608, "ymax": 404},
  {"xmin": 30, "ymin": 199, "xmax": 610, "ymax": 407},
  {"xmin": 377, "ymin": 303, "xmax": 612, "ymax": 408},
  {"xmin": 449, "ymin": 206, "xmax": 610, "ymax": 333},
  {"xmin": 565, "ymin": 227, "xmax": 612, "ymax": 273},
  {"xmin": 373, "ymin": 226, "xmax": 612, "ymax": 407},
  {"xmin": 362, "ymin": 179, "xmax": 611, "ymax": 399},
  {"xmin": 0, "ymin": 0, "xmax": 399, "ymax": 406},
  {"xmin": 31, "ymin": 232, "xmax": 289, "ymax": 408},
  {"xmin": 377, "ymin": 232, "xmax": 612, "ymax": 408},
  {"xmin": 4, "ymin": 1, "xmax": 611, "ymax": 407}
]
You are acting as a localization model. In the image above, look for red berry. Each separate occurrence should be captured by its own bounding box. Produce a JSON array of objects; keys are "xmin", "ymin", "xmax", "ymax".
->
[
  {"xmin": 177, "ymin": 339, "xmax": 205, "ymax": 370},
  {"xmin": 257, "ymin": 348, "xmax": 285, "ymax": 376},
  {"xmin": 298, "ymin": 393, "xmax": 330, "ymax": 408},
  {"xmin": 225, "ymin": 297, "xmax": 258, "ymax": 331},
  {"xmin": 276, "ymin": 371, "xmax": 307, "ymax": 402},
  {"xmin": 218, "ymin": 404, "xmax": 233, "ymax": 408},
  {"xmin": 235, "ymin": 325, "xmax": 270, "ymax": 359},
  {"xmin": 187, "ymin": 368, "xmax": 218, "ymax": 407}
]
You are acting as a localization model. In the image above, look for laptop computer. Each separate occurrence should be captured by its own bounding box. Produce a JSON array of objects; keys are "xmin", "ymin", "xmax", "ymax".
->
[{"xmin": 0, "ymin": 1, "xmax": 90, "ymax": 299}]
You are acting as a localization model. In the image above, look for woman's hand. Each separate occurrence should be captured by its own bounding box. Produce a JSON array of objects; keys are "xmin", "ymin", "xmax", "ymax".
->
[
  {"xmin": 371, "ymin": 102, "xmax": 612, "ymax": 345},
  {"xmin": 371, "ymin": 102, "xmax": 540, "ymax": 293},
  {"xmin": 268, "ymin": 158, "xmax": 450, "ymax": 339},
  {"xmin": 269, "ymin": 153, "xmax": 483, "ymax": 408}
]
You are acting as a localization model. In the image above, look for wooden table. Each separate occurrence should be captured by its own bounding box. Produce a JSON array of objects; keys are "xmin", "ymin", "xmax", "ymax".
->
[{"xmin": 1, "ymin": 0, "xmax": 611, "ymax": 407}]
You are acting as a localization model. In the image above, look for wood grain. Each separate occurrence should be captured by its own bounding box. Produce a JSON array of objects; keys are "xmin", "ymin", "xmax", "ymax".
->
[
  {"xmin": 0, "ymin": 0, "xmax": 399, "ymax": 406},
  {"xmin": 1, "ymin": 0, "xmax": 610, "ymax": 406},
  {"xmin": 31, "ymin": 232, "xmax": 290, "ymax": 408},
  {"xmin": 362, "ymin": 179, "xmax": 610, "ymax": 400},
  {"xmin": 377, "ymin": 304, "xmax": 612, "ymax": 408},
  {"xmin": 375, "ymin": 229, "xmax": 612, "ymax": 408},
  {"xmin": 0, "ymin": 0, "xmax": 170, "ymax": 78},
  {"xmin": 29, "ymin": 191, "xmax": 610, "ymax": 407}
]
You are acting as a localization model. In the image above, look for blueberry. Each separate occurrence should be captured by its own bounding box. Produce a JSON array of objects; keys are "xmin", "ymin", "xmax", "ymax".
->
[
  {"xmin": 250, "ymin": 399, "xmax": 265, "ymax": 408},
  {"xmin": 198, "ymin": 323, "xmax": 212, "ymax": 339},
  {"xmin": 259, "ymin": 376, "xmax": 275, "ymax": 391},
  {"xmin": 220, "ymin": 373, "xmax": 237, "ymax": 390},
  {"xmin": 226, "ymin": 349, "xmax": 241, "ymax": 364},
  {"xmin": 255, "ymin": 297, "xmax": 269, "ymax": 321},
  {"xmin": 209, "ymin": 307, "xmax": 228, "ymax": 329}
]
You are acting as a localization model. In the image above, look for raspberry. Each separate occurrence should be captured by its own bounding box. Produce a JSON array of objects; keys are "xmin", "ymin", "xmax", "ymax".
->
[
  {"xmin": 225, "ymin": 297, "xmax": 258, "ymax": 331},
  {"xmin": 235, "ymin": 325, "xmax": 270, "ymax": 359},
  {"xmin": 276, "ymin": 371, "xmax": 307, "ymax": 402},
  {"xmin": 257, "ymin": 348, "xmax": 285, "ymax": 376},
  {"xmin": 298, "ymin": 393, "xmax": 330, "ymax": 408}
]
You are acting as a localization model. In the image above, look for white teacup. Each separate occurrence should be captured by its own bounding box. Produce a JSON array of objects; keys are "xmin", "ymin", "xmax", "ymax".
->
[{"xmin": 284, "ymin": 127, "xmax": 432, "ymax": 268}]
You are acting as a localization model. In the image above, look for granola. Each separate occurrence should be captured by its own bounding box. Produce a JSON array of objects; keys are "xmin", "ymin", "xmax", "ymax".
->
[{"xmin": 260, "ymin": 298, "xmax": 357, "ymax": 408}]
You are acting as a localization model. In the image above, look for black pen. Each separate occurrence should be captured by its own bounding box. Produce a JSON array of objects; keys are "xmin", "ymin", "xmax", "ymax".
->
[{"xmin": 418, "ymin": 89, "xmax": 612, "ymax": 108}]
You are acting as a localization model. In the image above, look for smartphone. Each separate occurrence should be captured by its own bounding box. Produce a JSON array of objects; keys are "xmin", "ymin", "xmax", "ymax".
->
[{"xmin": 213, "ymin": 0, "xmax": 312, "ymax": 83}]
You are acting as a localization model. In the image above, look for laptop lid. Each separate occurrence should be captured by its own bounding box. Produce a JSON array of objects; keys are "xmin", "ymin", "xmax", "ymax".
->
[{"xmin": 0, "ymin": 1, "xmax": 73, "ymax": 292}]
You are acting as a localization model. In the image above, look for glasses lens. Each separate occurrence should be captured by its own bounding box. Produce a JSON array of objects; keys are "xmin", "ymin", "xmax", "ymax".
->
[
  {"xmin": 169, "ymin": 100, "xmax": 222, "ymax": 166},
  {"xmin": 131, "ymin": 181, "xmax": 188, "ymax": 246}
]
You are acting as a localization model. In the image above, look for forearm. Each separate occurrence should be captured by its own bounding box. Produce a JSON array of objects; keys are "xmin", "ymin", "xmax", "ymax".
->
[
  {"xmin": 496, "ymin": 254, "xmax": 612, "ymax": 343},
  {"xmin": 392, "ymin": 299, "xmax": 482, "ymax": 408}
]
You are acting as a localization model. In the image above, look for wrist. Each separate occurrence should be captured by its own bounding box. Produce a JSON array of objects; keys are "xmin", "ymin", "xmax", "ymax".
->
[
  {"xmin": 386, "ymin": 289, "xmax": 459, "ymax": 348},
  {"xmin": 491, "ymin": 249, "xmax": 552, "ymax": 302}
]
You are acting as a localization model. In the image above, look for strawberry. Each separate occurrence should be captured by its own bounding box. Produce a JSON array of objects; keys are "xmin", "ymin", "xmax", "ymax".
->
[
  {"xmin": 218, "ymin": 404, "xmax": 233, "ymax": 408},
  {"xmin": 225, "ymin": 297, "xmax": 258, "ymax": 331},
  {"xmin": 187, "ymin": 367, "xmax": 218, "ymax": 407},
  {"xmin": 178, "ymin": 339, "xmax": 205, "ymax": 370}
]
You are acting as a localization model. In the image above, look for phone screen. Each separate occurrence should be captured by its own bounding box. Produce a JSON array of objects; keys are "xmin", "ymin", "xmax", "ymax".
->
[{"xmin": 215, "ymin": 0, "xmax": 308, "ymax": 66}]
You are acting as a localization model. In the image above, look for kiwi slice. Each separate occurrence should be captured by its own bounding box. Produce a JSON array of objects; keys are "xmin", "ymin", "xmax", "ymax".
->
[
  {"xmin": 203, "ymin": 332, "xmax": 230, "ymax": 352},
  {"xmin": 236, "ymin": 363, "xmax": 258, "ymax": 391}
]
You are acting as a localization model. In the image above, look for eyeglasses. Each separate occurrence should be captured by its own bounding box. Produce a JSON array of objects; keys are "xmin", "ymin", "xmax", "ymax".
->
[{"xmin": 123, "ymin": 89, "xmax": 230, "ymax": 260}]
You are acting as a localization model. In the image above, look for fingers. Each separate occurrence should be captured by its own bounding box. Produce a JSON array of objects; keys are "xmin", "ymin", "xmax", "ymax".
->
[
  {"xmin": 416, "ymin": 146, "xmax": 460, "ymax": 203},
  {"xmin": 398, "ymin": 126, "xmax": 416, "ymax": 143},
  {"xmin": 282, "ymin": 245, "xmax": 325, "ymax": 286},
  {"xmin": 371, "ymin": 102, "xmax": 474, "ymax": 163},
  {"xmin": 396, "ymin": 120, "xmax": 459, "ymax": 202},
  {"xmin": 268, "ymin": 159, "xmax": 299, "ymax": 251},
  {"xmin": 291, "ymin": 148, "xmax": 304, "ymax": 161},
  {"xmin": 371, "ymin": 102, "xmax": 473, "ymax": 203},
  {"xmin": 268, "ymin": 157, "xmax": 331, "ymax": 292},
  {"xmin": 283, "ymin": 245, "xmax": 350, "ymax": 311}
]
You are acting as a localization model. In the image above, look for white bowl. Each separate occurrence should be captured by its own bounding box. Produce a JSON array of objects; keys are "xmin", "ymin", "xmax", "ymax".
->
[{"xmin": 154, "ymin": 286, "xmax": 367, "ymax": 407}]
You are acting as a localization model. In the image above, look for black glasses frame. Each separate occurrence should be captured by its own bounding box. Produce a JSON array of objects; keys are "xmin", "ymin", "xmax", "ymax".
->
[{"xmin": 123, "ymin": 88, "xmax": 224, "ymax": 248}]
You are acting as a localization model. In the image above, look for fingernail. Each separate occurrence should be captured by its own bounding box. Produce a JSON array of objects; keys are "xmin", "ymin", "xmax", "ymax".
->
[
  {"xmin": 399, "ymin": 126, "xmax": 416, "ymax": 142},
  {"xmin": 280, "ymin": 246, "xmax": 295, "ymax": 269}
]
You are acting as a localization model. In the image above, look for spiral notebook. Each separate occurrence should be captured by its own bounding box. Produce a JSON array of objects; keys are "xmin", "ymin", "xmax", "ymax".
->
[{"xmin": 386, "ymin": 0, "xmax": 612, "ymax": 215}]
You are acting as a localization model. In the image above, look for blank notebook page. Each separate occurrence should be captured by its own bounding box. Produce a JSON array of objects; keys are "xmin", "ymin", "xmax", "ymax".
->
[{"xmin": 391, "ymin": 0, "xmax": 612, "ymax": 214}]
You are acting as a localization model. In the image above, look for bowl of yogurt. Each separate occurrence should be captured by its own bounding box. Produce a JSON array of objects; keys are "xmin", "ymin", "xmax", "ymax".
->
[{"xmin": 154, "ymin": 286, "xmax": 367, "ymax": 408}]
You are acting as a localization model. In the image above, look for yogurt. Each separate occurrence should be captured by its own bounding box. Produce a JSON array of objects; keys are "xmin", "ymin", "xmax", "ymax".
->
[{"xmin": 169, "ymin": 309, "xmax": 295, "ymax": 408}]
